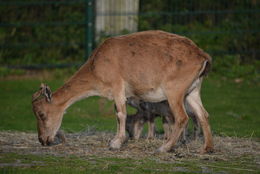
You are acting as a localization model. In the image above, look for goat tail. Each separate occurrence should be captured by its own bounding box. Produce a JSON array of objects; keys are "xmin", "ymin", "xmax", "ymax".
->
[{"xmin": 199, "ymin": 54, "xmax": 212, "ymax": 77}]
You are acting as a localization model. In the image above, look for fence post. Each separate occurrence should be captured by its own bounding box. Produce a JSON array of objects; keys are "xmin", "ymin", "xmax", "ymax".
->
[{"xmin": 85, "ymin": 0, "xmax": 94, "ymax": 60}]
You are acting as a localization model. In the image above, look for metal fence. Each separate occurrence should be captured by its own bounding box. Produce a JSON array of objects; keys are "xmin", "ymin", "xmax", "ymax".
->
[
  {"xmin": 137, "ymin": 0, "xmax": 259, "ymax": 65},
  {"xmin": 0, "ymin": 0, "xmax": 94, "ymax": 69},
  {"xmin": 0, "ymin": 0, "xmax": 259, "ymax": 69}
]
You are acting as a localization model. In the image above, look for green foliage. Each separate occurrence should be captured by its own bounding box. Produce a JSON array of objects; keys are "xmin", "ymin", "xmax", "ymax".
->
[
  {"xmin": 138, "ymin": 0, "xmax": 259, "ymax": 79},
  {"xmin": 213, "ymin": 55, "xmax": 259, "ymax": 80},
  {"xmin": 0, "ymin": 2, "xmax": 85, "ymax": 65}
]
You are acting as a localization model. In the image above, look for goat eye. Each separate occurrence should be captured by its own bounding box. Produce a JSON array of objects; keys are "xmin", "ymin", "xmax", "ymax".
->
[{"xmin": 39, "ymin": 113, "xmax": 46, "ymax": 121}]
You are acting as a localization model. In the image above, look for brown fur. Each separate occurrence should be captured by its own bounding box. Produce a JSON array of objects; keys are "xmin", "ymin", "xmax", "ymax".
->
[{"xmin": 32, "ymin": 30, "xmax": 213, "ymax": 153}]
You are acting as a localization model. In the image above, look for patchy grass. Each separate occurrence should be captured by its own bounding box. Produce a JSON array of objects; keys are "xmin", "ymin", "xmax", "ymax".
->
[{"xmin": 0, "ymin": 151, "xmax": 258, "ymax": 174}]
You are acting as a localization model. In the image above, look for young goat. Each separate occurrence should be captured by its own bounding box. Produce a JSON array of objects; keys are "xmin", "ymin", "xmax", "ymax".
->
[
  {"xmin": 32, "ymin": 30, "xmax": 213, "ymax": 153},
  {"xmin": 125, "ymin": 98, "xmax": 201, "ymax": 142}
]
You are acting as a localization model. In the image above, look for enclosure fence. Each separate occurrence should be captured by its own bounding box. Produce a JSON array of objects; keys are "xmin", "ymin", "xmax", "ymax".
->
[{"xmin": 0, "ymin": 0, "xmax": 259, "ymax": 69}]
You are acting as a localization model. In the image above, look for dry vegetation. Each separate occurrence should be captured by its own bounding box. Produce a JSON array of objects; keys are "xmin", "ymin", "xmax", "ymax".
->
[{"xmin": 0, "ymin": 130, "xmax": 259, "ymax": 164}]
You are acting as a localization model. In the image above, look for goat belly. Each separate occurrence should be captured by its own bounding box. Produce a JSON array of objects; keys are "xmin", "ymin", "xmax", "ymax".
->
[{"xmin": 139, "ymin": 87, "xmax": 167, "ymax": 102}]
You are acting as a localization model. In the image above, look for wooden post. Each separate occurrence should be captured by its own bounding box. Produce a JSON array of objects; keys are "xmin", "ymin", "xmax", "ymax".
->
[{"xmin": 95, "ymin": 0, "xmax": 139, "ymax": 41}]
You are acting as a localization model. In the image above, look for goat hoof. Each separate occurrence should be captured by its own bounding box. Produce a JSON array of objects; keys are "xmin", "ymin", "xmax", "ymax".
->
[
  {"xmin": 156, "ymin": 145, "xmax": 169, "ymax": 153},
  {"xmin": 200, "ymin": 146, "xmax": 214, "ymax": 154},
  {"xmin": 146, "ymin": 136, "xmax": 155, "ymax": 140},
  {"xmin": 133, "ymin": 137, "xmax": 140, "ymax": 140},
  {"xmin": 180, "ymin": 139, "xmax": 187, "ymax": 144},
  {"xmin": 109, "ymin": 137, "xmax": 126, "ymax": 150},
  {"xmin": 109, "ymin": 141, "xmax": 121, "ymax": 150}
]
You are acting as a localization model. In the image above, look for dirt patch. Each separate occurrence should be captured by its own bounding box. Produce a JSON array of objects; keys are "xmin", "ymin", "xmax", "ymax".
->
[{"xmin": 0, "ymin": 131, "xmax": 259, "ymax": 164}]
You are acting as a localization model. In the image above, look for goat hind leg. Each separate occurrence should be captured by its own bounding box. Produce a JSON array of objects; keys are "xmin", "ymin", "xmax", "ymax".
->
[
  {"xmin": 157, "ymin": 91, "xmax": 189, "ymax": 152},
  {"xmin": 185, "ymin": 99, "xmax": 200, "ymax": 140},
  {"xmin": 186, "ymin": 89, "xmax": 213, "ymax": 153}
]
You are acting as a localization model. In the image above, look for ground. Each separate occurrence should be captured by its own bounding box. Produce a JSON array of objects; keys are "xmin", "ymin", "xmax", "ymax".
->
[{"xmin": 0, "ymin": 130, "xmax": 259, "ymax": 173}]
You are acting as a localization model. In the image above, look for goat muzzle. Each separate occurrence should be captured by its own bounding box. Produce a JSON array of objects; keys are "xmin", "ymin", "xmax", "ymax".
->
[{"xmin": 39, "ymin": 130, "xmax": 66, "ymax": 146}]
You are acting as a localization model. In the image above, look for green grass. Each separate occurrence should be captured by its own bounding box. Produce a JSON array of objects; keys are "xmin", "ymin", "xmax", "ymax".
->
[
  {"xmin": 202, "ymin": 76, "xmax": 260, "ymax": 138},
  {"xmin": 0, "ymin": 74, "xmax": 259, "ymax": 137},
  {"xmin": 0, "ymin": 78, "xmax": 114, "ymax": 133},
  {"xmin": 0, "ymin": 153, "xmax": 258, "ymax": 174}
]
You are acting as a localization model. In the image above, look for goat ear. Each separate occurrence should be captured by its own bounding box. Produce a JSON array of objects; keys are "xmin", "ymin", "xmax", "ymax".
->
[
  {"xmin": 32, "ymin": 90, "xmax": 42, "ymax": 103},
  {"xmin": 41, "ymin": 83, "xmax": 52, "ymax": 103},
  {"xmin": 32, "ymin": 83, "xmax": 52, "ymax": 103}
]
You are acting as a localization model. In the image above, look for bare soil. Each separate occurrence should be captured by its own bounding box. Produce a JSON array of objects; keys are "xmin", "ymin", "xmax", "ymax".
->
[{"xmin": 0, "ymin": 130, "xmax": 259, "ymax": 165}]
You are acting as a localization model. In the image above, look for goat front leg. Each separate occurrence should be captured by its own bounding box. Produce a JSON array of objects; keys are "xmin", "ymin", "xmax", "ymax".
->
[
  {"xmin": 190, "ymin": 112, "xmax": 201, "ymax": 140},
  {"xmin": 180, "ymin": 122, "xmax": 189, "ymax": 144},
  {"xmin": 109, "ymin": 86, "xmax": 127, "ymax": 149},
  {"xmin": 133, "ymin": 118, "xmax": 145, "ymax": 140},
  {"xmin": 162, "ymin": 116, "xmax": 171, "ymax": 140},
  {"xmin": 147, "ymin": 113, "xmax": 156, "ymax": 139}
]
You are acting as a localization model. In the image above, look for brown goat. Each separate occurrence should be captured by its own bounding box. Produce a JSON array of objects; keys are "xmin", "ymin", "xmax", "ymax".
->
[{"xmin": 32, "ymin": 30, "xmax": 213, "ymax": 153}]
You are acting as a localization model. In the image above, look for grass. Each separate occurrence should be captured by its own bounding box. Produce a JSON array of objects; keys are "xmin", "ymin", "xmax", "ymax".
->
[
  {"xmin": 202, "ymin": 76, "xmax": 260, "ymax": 138},
  {"xmin": 0, "ymin": 73, "xmax": 259, "ymax": 137},
  {"xmin": 0, "ymin": 153, "xmax": 258, "ymax": 174},
  {"xmin": 0, "ymin": 72, "xmax": 259, "ymax": 173}
]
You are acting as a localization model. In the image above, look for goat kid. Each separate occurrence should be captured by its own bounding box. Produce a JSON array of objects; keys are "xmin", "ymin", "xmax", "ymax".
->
[{"xmin": 125, "ymin": 98, "xmax": 201, "ymax": 142}]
